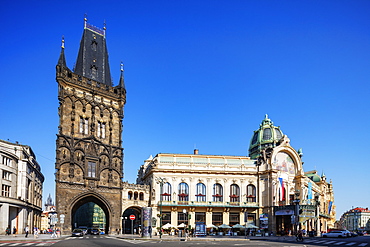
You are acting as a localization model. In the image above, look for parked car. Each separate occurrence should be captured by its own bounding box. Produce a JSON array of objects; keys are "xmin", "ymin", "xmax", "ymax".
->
[
  {"xmin": 322, "ymin": 231, "xmax": 348, "ymax": 238},
  {"xmin": 91, "ymin": 228, "xmax": 100, "ymax": 235},
  {"xmin": 79, "ymin": 227, "xmax": 88, "ymax": 235},
  {"xmin": 72, "ymin": 229, "xmax": 84, "ymax": 237},
  {"xmin": 349, "ymin": 232, "xmax": 358, "ymax": 237}
]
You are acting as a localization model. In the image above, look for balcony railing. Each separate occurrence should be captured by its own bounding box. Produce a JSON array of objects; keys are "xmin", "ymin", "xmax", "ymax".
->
[{"xmin": 158, "ymin": 200, "xmax": 259, "ymax": 207}]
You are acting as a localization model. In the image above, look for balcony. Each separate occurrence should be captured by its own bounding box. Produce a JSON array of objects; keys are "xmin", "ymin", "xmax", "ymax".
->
[{"xmin": 159, "ymin": 200, "xmax": 259, "ymax": 208}]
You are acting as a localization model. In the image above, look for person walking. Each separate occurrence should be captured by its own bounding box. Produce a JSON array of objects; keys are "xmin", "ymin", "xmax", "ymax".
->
[
  {"xmin": 12, "ymin": 226, "xmax": 16, "ymax": 237},
  {"xmin": 33, "ymin": 226, "xmax": 39, "ymax": 239},
  {"xmin": 6, "ymin": 226, "xmax": 11, "ymax": 236},
  {"xmin": 25, "ymin": 225, "xmax": 29, "ymax": 238}
]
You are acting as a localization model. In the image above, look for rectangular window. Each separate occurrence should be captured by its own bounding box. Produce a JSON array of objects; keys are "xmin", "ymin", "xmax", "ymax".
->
[
  {"xmin": 2, "ymin": 184, "xmax": 10, "ymax": 197},
  {"xmin": 229, "ymin": 213, "xmax": 239, "ymax": 225},
  {"xmin": 88, "ymin": 161, "xmax": 96, "ymax": 177},
  {"xmin": 2, "ymin": 156, "xmax": 12, "ymax": 167},
  {"xmin": 162, "ymin": 211, "xmax": 171, "ymax": 225},
  {"xmin": 195, "ymin": 212, "xmax": 205, "ymax": 222},
  {"xmin": 178, "ymin": 212, "xmax": 188, "ymax": 225},
  {"xmin": 212, "ymin": 212, "xmax": 222, "ymax": 226},
  {"xmin": 2, "ymin": 171, "xmax": 11, "ymax": 180}
]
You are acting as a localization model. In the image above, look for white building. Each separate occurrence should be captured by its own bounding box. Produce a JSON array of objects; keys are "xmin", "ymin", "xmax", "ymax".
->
[
  {"xmin": 0, "ymin": 139, "xmax": 44, "ymax": 233},
  {"xmin": 340, "ymin": 207, "xmax": 370, "ymax": 232},
  {"xmin": 136, "ymin": 115, "xmax": 336, "ymax": 235}
]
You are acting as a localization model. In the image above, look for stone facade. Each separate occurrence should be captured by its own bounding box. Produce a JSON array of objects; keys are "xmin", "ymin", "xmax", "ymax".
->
[
  {"xmin": 0, "ymin": 139, "xmax": 44, "ymax": 233},
  {"xmin": 55, "ymin": 21, "xmax": 126, "ymax": 234}
]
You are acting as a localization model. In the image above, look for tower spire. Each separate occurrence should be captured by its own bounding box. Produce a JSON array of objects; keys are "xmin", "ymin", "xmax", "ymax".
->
[
  {"xmin": 74, "ymin": 20, "xmax": 112, "ymax": 86},
  {"xmin": 119, "ymin": 62, "xmax": 126, "ymax": 89},
  {"xmin": 57, "ymin": 36, "xmax": 67, "ymax": 67}
]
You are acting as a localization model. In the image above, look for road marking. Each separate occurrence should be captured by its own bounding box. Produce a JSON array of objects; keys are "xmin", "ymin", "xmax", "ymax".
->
[
  {"xmin": 345, "ymin": 243, "xmax": 356, "ymax": 246},
  {"xmin": 35, "ymin": 243, "xmax": 47, "ymax": 246},
  {"xmin": 358, "ymin": 243, "xmax": 368, "ymax": 247},
  {"xmin": 334, "ymin": 242, "xmax": 346, "ymax": 245},
  {"xmin": 8, "ymin": 244, "xmax": 22, "ymax": 246}
]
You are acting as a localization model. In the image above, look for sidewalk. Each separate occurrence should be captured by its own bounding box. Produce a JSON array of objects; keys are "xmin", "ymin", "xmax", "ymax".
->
[
  {"xmin": 116, "ymin": 233, "xmax": 300, "ymax": 242},
  {"xmin": 0, "ymin": 234, "xmax": 68, "ymax": 241}
]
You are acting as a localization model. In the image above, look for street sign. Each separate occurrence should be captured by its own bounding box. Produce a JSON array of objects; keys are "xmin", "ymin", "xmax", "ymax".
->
[{"xmin": 129, "ymin": 215, "xmax": 135, "ymax": 220}]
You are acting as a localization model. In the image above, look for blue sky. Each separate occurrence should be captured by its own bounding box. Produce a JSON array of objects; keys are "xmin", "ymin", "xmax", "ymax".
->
[{"xmin": 1, "ymin": 0, "xmax": 369, "ymax": 219}]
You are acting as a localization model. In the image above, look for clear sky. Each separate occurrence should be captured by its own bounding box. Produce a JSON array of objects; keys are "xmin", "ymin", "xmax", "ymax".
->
[{"xmin": 1, "ymin": 0, "xmax": 369, "ymax": 220}]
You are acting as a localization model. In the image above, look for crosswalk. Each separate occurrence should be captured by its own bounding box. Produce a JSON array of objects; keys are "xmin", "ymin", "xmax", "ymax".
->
[
  {"xmin": 283, "ymin": 238, "xmax": 368, "ymax": 246},
  {"xmin": 115, "ymin": 238, "xmax": 158, "ymax": 245},
  {"xmin": 0, "ymin": 241, "xmax": 59, "ymax": 246}
]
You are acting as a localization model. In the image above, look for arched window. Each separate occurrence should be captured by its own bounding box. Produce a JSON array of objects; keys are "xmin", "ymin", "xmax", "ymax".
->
[
  {"xmin": 162, "ymin": 182, "xmax": 172, "ymax": 201},
  {"xmin": 128, "ymin": 191, "xmax": 133, "ymax": 200},
  {"xmin": 213, "ymin": 183, "xmax": 223, "ymax": 202},
  {"xmin": 246, "ymin": 184, "xmax": 256, "ymax": 202},
  {"xmin": 196, "ymin": 183, "xmax": 206, "ymax": 202},
  {"xmin": 230, "ymin": 184, "xmax": 240, "ymax": 202},
  {"xmin": 134, "ymin": 192, "xmax": 138, "ymax": 200},
  {"xmin": 178, "ymin": 182, "xmax": 189, "ymax": 201},
  {"xmin": 139, "ymin": 192, "xmax": 144, "ymax": 201}
]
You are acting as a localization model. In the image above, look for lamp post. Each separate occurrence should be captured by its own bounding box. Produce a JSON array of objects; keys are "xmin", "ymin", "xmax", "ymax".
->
[
  {"xmin": 122, "ymin": 216, "xmax": 127, "ymax": 235},
  {"xmin": 314, "ymin": 192, "xmax": 321, "ymax": 237},
  {"xmin": 293, "ymin": 190, "xmax": 300, "ymax": 235},
  {"xmin": 155, "ymin": 177, "xmax": 165, "ymax": 239}
]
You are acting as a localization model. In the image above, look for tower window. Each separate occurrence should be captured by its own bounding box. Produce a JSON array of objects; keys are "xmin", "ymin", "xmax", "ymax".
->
[
  {"xmin": 80, "ymin": 117, "xmax": 89, "ymax": 135},
  {"xmin": 87, "ymin": 161, "xmax": 96, "ymax": 177},
  {"xmin": 97, "ymin": 122, "xmax": 106, "ymax": 139}
]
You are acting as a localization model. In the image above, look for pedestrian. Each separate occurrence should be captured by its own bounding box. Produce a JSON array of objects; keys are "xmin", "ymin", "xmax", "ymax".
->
[
  {"xmin": 12, "ymin": 226, "xmax": 16, "ymax": 237},
  {"xmin": 33, "ymin": 226, "xmax": 39, "ymax": 239},
  {"xmin": 6, "ymin": 226, "xmax": 11, "ymax": 236},
  {"xmin": 25, "ymin": 225, "xmax": 29, "ymax": 238}
]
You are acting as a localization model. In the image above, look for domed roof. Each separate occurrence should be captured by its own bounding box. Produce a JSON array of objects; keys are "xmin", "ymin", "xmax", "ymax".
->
[{"xmin": 248, "ymin": 114, "xmax": 284, "ymax": 159}]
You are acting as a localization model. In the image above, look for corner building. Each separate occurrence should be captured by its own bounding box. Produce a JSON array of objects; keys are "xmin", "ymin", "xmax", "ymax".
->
[
  {"xmin": 137, "ymin": 115, "xmax": 336, "ymax": 235},
  {"xmin": 0, "ymin": 140, "xmax": 44, "ymax": 233},
  {"xmin": 55, "ymin": 19, "xmax": 126, "ymax": 234}
]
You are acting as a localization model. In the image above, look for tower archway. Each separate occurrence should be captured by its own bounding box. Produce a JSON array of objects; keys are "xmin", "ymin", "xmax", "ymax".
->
[{"xmin": 71, "ymin": 194, "xmax": 111, "ymax": 234}]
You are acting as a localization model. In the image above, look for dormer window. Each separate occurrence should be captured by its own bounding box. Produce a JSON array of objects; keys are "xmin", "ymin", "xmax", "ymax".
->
[{"xmin": 263, "ymin": 128, "xmax": 272, "ymax": 140}]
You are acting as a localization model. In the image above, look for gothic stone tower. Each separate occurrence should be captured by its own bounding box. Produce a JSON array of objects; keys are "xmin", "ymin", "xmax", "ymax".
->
[{"xmin": 55, "ymin": 19, "xmax": 126, "ymax": 234}]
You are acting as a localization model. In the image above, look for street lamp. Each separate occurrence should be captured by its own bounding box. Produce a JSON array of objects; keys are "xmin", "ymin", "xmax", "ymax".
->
[
  {"xmin": 314, "ymin": 192, "xmax": 321, "ymax": 237},
  {"xmin": 182, "ymin": 209, "xmax": 188, "ymax": 239},
  {"xmin": 293, "ymin": 190, "xmax": 300, "ymax": 235},
  {"xmin": 155, "ymin": 177, "xmax": 165, "ymax": 239}
]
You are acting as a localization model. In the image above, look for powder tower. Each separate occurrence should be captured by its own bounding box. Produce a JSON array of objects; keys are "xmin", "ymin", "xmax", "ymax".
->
[{"xmin": 55, "ymin": 18, "xmax": 126, "ymax": 234}]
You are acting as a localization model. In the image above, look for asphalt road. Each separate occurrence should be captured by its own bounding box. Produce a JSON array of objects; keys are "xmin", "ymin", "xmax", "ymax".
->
[
  {"xmin": 52, "ymin": 235, "xmax": 370, "ymax": 247},
  {"xmin": 0, "ymin": 235, "xmax": 369, "ymax": 246}
]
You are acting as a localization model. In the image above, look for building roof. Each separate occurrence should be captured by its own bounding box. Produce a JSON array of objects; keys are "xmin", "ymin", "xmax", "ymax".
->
[
  {"xmin": 248, "ymin": 114, "xmax": 284, "ymax": 158},
  {"xmin": 74, "ymin": 20, "xmax": 112, "ymax": 86}
]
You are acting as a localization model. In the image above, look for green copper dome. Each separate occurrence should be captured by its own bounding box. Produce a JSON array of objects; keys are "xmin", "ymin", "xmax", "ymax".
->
[{"xmin": 249, "ymin": 114, "xmax": 283, "ymax": 159}]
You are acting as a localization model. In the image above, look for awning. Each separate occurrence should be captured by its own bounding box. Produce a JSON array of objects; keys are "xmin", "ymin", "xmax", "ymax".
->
[{"xmin": 275, "ymin": 210, "xmax": 294, "ymax": 215}]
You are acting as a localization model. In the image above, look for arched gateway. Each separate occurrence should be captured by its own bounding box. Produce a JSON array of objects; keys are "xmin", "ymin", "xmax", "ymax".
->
[{"xmin": 55, "ymin": 19, "xmax": 126, "ymax": 234}]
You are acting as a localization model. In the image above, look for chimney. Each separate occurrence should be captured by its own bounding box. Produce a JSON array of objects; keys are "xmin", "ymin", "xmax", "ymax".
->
[{"xmin": 194, "ymin": 149, "xmax": 199, "ymax": 155}]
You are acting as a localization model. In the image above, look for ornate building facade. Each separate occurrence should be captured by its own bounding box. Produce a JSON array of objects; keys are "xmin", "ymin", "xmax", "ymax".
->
[
  {"xmin": 55, "ymin": 19, "xmax": 126, "ymax": 234},
  {"xmin": 0, "ymin": 139, "xmax": 44, "ymax": 233},
  {"xmin": 339, "ymin": 207, "xmax": 370, "ymax": 232},
  {"xmin": 136, "ymin": 115, "xmax": 336, "ymax": 235}
]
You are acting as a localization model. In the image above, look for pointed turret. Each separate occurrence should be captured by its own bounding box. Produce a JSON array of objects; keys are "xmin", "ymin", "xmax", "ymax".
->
[
  {"xmin": 74, "ymin": 17, "xmax": 112, "ymax": 86},
  {"xmin": 57, "ymin": 36, "xmax": 67, "ymax": 67},
  {"xmin": 118, "ymin": 62, "xmax": 126, "ymax": 89}
]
